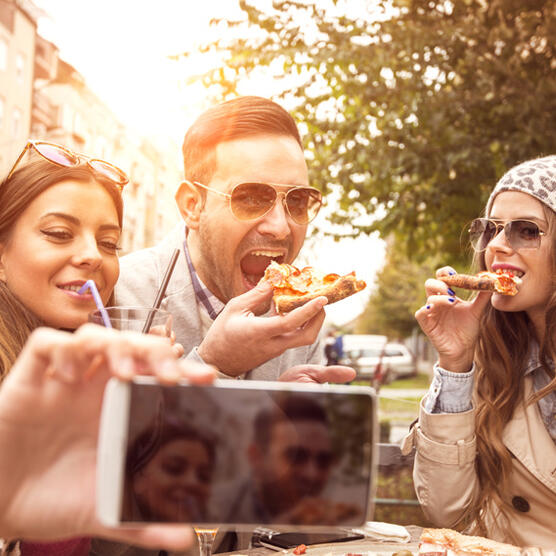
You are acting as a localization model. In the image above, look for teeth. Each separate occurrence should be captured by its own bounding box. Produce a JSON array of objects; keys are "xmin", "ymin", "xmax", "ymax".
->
[
  {"xmin": 60, "ymin": 284, "xmax": 84, "ymax": 292},
  {"xmin": 250, "ymin": 250, "xmax": 283, "ymax": 258}
]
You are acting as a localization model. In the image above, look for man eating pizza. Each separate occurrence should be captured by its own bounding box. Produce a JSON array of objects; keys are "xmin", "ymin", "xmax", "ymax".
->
[{"xmin": 114, "ymin": 96, "xmax": 357, "ymax": 383}]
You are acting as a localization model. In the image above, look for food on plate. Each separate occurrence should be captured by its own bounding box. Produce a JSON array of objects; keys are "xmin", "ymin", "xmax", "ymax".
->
[
  {"xmin": 419, "ymin": 528, "xmax": 521, "ymax": 555},
  {"xmin": 293, "ymin": 544, "xmax": 307, "ymax": 555},
  {"xmin": 439, "ymin": 270, "xmax": 521, "ymax": 296},
  {"xmin": 262, "ymin": 261, "xmax": 367, "ymax": 313}
]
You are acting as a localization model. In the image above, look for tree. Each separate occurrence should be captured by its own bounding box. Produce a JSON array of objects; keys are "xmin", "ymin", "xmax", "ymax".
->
[
  {"xmin": 355, "ymin": 239, "xmax": 441, "ymax": 338},
  {"xmin": 182, "ymin": 0, "xmax": 556, "ymax": 267}
]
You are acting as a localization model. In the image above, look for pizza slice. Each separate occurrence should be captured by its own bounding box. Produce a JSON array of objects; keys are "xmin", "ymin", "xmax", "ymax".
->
[
  {"xmin": 261, "ymin": 261, "xmax": 366, "ymax": 314},
  {"xmin": 419, "ymin": 528, "xmax": 521, "ymax": 555},
  {"xmin": 439, "ymin": 270, "xmax": 522, "ymax": 296}
]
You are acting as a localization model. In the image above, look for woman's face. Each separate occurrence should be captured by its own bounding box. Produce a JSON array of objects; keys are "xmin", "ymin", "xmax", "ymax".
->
[
  {"xmin": 0, "ymin": 179, "xmax": 120, "ymax": 329},
  {"xmin": 132, "ymin": 438, "xmax": 213, "ymax": 522},
  {"xmin": 485, "ymin": 191, "xmax": 553, "ymax": 329}
]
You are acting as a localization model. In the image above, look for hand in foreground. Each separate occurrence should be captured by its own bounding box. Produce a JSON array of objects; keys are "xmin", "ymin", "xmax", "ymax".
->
[
  {"xmin": 149, "ymin": 314, "xmax": 185, "ymax": 358},
  {"xmin": 0, "ymin": 324, "xmax": 215, "ymax": 548},
  {"xmin": 198, "ymin": 281, "xmax": 328, "ymax": 376},
  {"xmin": 279, "ymin": 364, "xmax": 355, "ymax": 383},
  {"xmin": 414, "ymin": 267, "xmax": 492, "ymax": 372}
]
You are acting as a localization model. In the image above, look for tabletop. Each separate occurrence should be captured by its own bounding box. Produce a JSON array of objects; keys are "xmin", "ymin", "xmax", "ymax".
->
[{"xmin": 218, "ymin": 526, "xmax": 423, "ymax": 556}]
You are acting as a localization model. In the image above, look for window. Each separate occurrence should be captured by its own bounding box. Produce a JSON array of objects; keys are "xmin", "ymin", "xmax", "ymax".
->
[
  {"xmin": 0, "ymin": 38, "xmax": 7, "ymax": 71},
  {"xmin": 12, "ymin": 107, "xmax": 21, "ymax": 138},
  {"xmin": 16, "ymin": 53, "xmax": 24, "ymax": 84}
]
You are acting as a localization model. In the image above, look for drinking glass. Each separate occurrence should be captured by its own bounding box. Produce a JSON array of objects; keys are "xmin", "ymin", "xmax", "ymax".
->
[
  {"xmin": 88, "ymin": 306, "xmax": 171, "ymax": 333},
  {"xmin": 194, "ymin": 527, "xmax": 218, "ymax": 556}
]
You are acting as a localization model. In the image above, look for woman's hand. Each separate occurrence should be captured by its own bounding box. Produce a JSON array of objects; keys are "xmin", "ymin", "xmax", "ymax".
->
[
  {"xmin": 0, "ymin": 324, "xmax": 214, "ymax": 547},
  {"xmin": 148, "ymin": 314, "xmax": 185, "ymax": 358},
  {"xmin": 414, "ymin": 267, "xmax": 492, "ymax": 373}
]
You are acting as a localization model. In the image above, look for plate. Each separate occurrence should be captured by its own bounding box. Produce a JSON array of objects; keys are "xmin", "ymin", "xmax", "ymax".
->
[{"xmin": 281, "ymin": 541, "xmax": 417, "ymax": 556}]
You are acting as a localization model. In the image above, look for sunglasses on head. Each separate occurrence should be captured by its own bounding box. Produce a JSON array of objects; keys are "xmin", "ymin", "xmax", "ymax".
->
[
  {"xmin": 192, "ymin": 181, "xmax": 323, "ymax": 225},
  {"xmin": 7, "ymin": 140, "xmax": 129, "ymax": 190},
  {"xmin": 468, "ymin": 218, "xmax": 546, "ymax": 252}
]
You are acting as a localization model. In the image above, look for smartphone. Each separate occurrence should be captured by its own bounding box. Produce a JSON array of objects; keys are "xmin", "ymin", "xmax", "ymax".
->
[
  {"xmin": 257, "ymin": 530, "xmax": 364, "ymax": 550},
  {"xmin": 97, "ymin": 378, "xmax": 377, "ymax": 530}
]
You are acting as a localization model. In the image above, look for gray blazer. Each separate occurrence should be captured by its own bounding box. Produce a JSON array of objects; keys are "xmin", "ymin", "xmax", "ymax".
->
[{"xmin": 114, "ymin": 223, "xmax": 324, "ymax": 381}]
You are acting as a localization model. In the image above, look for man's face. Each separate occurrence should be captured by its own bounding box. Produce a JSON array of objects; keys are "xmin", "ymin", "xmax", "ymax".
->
[
  {"xmin": 256, "ymin": 419, "xmax": 334, "ymax": 515},
  {"xmin": 188, "ymin": 134, "xmax": 309, "ymax": 302}
]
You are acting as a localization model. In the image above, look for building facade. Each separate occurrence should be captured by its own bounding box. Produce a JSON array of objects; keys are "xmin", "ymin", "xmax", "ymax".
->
[{"xmin": 1, "ymin": 0, "xmax": 182, "ymax": 254}]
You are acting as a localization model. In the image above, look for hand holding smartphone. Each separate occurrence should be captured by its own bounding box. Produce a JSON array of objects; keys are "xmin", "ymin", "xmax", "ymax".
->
[{"xmin": 97, "ymin": 379, "xmax": 377, "ymax": 531}]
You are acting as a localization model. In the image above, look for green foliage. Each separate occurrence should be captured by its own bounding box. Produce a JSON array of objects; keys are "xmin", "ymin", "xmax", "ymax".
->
[
  {"xmin": 178, "ymin": 0, "xmax": 556, "ymax": 266},
  {"xmin": 356, "ymin": 241, "xmax": 444, "ymax": 338}
]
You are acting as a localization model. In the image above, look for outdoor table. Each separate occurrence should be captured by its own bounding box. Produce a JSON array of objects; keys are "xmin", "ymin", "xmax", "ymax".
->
[{"xmin": 218, "ymin": 525, "xmax": 423, "ymax": 556}]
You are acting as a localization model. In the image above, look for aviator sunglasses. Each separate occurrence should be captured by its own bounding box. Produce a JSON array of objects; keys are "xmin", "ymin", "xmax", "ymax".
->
[
  {"xmin": 469, "ymin": 217, "xmax": 546, "ymax": 252},
  {"xmin": 7, "ymin": 140, "xmax": 129, "ymax": 190},
  {"xmin": 192, "ymin": 181, "xmax": 323, "ymax": 225}
]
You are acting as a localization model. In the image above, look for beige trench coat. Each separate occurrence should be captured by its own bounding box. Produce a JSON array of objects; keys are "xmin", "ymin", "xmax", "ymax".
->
[{"xmin": 402, "ymin": 375, "xmax": 556, "ymax": 549}]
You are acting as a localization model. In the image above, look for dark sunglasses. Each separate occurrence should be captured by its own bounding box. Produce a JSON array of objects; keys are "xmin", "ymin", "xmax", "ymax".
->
[
  {"xmin": 469, "ymin": 218, "xmax": 546, "ymax": 252},
  {"xmin": 192, "ymin": 181, "xmax": 323, "ymax": 225},
  {"xmin": 7, "ymin": 141, "xmax": 129, "ymax": 190}
]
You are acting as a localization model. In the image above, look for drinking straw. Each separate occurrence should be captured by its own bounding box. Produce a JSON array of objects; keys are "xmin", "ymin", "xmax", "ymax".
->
[
  {"xmin": 142, "ymin": 248, "xmax": 180, "ymax": 334},
  {"xmin": 78, "ymin": 280, "xmax": 112, "ymax": 328}
]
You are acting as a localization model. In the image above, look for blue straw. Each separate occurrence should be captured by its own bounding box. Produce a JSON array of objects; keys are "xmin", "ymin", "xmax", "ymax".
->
[{"xmin": 78, "ymin": 280, "xmax": 112, "ymax": 328}]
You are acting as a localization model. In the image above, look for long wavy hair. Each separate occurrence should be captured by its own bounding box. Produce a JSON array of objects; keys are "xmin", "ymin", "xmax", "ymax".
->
[
  {"xmin": 459, "ymin": 202, "xmax": 556, "ymax": 539},
  {"xmin": 0, "ymin": 157, "xmax": 124, "ymax": 381}
]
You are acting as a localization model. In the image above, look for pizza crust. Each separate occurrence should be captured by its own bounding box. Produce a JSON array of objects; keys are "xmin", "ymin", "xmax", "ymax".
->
[
  {"xmin": 439, "ymin": 271, "xmax": 521, "ymax": 296},
  {"xmin": 274, "ymin": 274, "xmax": 366, "ymax": 313}
]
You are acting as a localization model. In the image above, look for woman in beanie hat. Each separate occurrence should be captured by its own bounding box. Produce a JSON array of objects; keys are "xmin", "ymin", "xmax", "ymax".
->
[{"xmin": 404, "ymin": 156, "xmax": 556, "ymax": 549}]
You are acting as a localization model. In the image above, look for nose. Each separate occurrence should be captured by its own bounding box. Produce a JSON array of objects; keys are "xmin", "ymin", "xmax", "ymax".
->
[
  {"xmin": 71, "ymin": 235, "xmax": 103, "ymax": 270},
  {"xmin": 256, "ymin": 192, "xmax": 291, "ymax": 240},
  {"xmin": 487, "ymin": 223, "xmax": 513, "ymax": 253}
]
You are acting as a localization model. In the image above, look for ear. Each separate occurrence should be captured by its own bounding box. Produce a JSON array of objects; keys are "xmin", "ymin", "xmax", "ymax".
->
[{"xmin": 175, "ymin": 180, "xmax": 204, "ymax": 230}]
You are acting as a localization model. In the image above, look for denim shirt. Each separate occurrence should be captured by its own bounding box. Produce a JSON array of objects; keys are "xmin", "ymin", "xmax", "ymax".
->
[{"xmin": 424, "ymin": 344, "xmax": 556, "ymax": 442}]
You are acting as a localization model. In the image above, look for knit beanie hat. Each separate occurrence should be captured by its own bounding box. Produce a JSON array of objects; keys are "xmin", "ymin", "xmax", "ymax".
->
[{"xmin": 486, "ymin": 155, "xmax": 556, "ymax": 216}]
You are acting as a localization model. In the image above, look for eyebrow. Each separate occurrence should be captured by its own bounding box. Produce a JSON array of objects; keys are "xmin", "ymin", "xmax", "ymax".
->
[{"xmin": 39, "ymin": 212, "xmax": 121, "ymax": 231}]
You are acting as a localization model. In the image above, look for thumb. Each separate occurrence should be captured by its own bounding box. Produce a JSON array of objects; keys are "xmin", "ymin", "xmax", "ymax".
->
[
  {"xmin": 470, "ymin": 290, "xmax": 492, "ymax": 317},
  {"xmin": 229, "ymin": 280, "xmax": 274, "ymax": 315}
]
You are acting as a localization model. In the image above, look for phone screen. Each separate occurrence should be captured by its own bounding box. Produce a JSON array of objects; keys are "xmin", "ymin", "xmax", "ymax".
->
[{"xmin": 121, "ymin": 382, "xmax": 375, "ymax": 526}]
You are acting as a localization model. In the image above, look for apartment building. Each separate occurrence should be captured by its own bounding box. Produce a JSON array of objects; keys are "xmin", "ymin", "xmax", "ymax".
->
[{"xmin": 1, "ymin": 0, "xmax": 181, "ymax": 253}]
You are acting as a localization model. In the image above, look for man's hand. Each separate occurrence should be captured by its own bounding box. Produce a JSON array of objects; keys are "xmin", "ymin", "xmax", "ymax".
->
[
  {"xmin": 198, "ymin": 281, "xmax": 328, "ymax": 376},
  {"xmin": 0, "ymin": 324, "xmax": 215, "ymax": 548},
  {"xmin": 279, "ymin": 364, "xmax": 355, "ymax": 383}
]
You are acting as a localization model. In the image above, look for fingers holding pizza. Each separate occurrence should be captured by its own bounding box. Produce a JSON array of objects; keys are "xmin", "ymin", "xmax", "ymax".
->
[{"xmin": 415, "ymin": 267, "xmax": 494, "ymax": 373}]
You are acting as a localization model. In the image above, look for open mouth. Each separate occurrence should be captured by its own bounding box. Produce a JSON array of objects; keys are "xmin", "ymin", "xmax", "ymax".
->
[{"xmin": 240, "ymin": 251, "xmax": 285, "ymax": 287}]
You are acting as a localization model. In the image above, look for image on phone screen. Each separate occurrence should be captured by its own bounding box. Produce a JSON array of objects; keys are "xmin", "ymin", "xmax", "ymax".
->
[{"xmin": 120, "ymin": 382, "xmax": 375, "ymax": 527}]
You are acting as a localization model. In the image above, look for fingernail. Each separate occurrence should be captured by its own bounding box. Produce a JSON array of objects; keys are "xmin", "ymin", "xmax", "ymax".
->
[
  {"xmin": 448, "ymin": 270, "xmax": 456, "ymax": 275},
  {"xmin": 426, "ymin": 305, "xmax": 431, "ymax": 310},
  {"xmin": 447, "ymin": 288, "xmax": 456, "ymax": 296},
  {"xmin": 448, "ymin": 297, "xmax": 455, "ymax": 303}
]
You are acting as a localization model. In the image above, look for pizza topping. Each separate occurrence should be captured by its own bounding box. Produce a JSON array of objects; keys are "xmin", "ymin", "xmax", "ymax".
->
[
  {"xmin": 439, "ymin": 269, "xmax": 521, "ymax": 296},
  {"xmin": 292, "ymin": 544, "xmax": 307, "ymax": 555},
  {"xmin": 419, "ymin": 528, "xmax": 520, "ymax": 555},
  {"xmin": 261, "ymin": 261, "xmax": 366, "ymax": 313}
]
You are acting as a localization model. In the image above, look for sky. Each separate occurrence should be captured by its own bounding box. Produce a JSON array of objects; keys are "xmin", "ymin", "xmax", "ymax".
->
[{"xmin": 33, "ymin": 0, "xmax": 386, "ymax": 326}]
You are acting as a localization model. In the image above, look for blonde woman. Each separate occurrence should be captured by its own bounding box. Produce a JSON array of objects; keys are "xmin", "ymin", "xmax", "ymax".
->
[{"xmin": 406, "ymin": 156, "xmax": 556, "ymax": 549}]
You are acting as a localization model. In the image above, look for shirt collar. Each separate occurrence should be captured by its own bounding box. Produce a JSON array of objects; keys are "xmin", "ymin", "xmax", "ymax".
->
[{"xmin": 183, "ymin": 232, "xmax": 225, "ymax": 320}]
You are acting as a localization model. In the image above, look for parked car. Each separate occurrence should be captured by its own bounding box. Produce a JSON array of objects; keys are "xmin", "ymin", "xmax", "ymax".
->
[{"xmin": 340, "ymin": 336, "xmax": 416, "ymax": 382}]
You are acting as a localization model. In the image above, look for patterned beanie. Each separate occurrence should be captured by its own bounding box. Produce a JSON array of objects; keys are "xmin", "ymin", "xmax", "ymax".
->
[{"xmin": 486, "ymin": 155, "xmax": 556, "ymax": 216}]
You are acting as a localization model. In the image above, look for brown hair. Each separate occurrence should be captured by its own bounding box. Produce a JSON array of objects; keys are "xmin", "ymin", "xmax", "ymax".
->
[
  {"xmin": 0, "ymin": 157, "xmax": 124, "ymax": 381},
  {"xmin": 181, "ymin": 96, "xmax": 303, "ymax": 187},
  {"xmin": 460, "ymin": 203, "xmax": 556, "ymax": 539}
]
